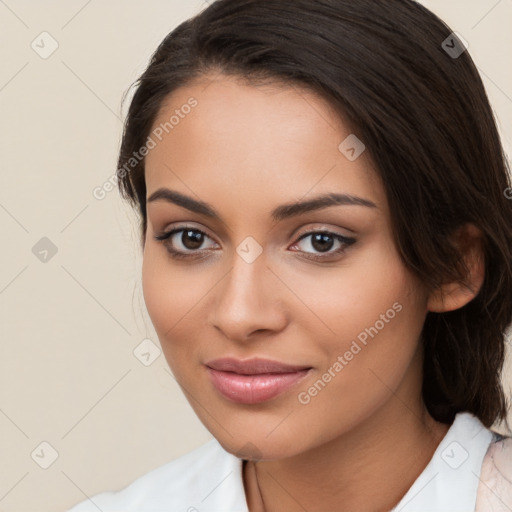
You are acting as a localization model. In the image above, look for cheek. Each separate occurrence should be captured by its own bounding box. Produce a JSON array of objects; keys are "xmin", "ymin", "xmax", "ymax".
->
[
  {"xmin": 273, "ymin": 237, "xmax": 424, "ymax": 350},
  {"xmin": 141, "ymin": 253, "xmax": 201, "ymax": 383},
  {"xmin": 290, "ymin": 272, "xmax": 425, "ymax": 442},
  {"xmin": 286, "ymin": 242, "xmax": 426, "ymax": 398},
  {"xmin": 141, "ymin": 245, "xmax": 236, "ymax": 386},
  {"xmin": 319, "ymin": 266, "xmax": 424, "ymax": 401},
  {"xmin": 141, "ymin": 247, "xmax": 206, "ymax": 344},
  {"xmin": 142, "ymin": 252, "xmax": 176, "ymax": 333}
]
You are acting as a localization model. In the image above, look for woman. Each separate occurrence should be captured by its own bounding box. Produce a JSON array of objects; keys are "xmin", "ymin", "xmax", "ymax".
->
[{"xmin": 68, "ymin": 0, "xmax": 512, "ymax": 510}]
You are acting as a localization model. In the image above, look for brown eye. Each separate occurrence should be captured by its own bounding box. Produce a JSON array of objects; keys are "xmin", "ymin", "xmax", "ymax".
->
[
  {"xmin": 290, "ymin": 230, "xmax": 356, "ymax": 261},
  {"xmin": 181, "ymin": 230, "xmax": 205, "ymax": 250},
  {"xmin": 154, "ymin": 227, "xmax": 219, "ymax": 259},
  {"xmin": 310, "ymin": 233, "xmax": 335, "ymax": 252}
]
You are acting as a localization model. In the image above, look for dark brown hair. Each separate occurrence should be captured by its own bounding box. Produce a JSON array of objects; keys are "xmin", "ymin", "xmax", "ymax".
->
[{"xmin": 116, "ymin": 0, "xmax": 512, "ymax": 429}]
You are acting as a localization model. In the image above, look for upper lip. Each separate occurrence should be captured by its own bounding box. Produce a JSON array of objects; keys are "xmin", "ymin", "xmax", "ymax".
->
[{"xmin": 205, "ymin": 357, "xmax": 312, "ymax": 375}]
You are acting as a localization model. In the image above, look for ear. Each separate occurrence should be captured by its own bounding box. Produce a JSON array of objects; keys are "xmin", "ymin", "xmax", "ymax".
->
[{"xmin": 427, "ymin": 223, "xmax": 485, "ymax": 313}]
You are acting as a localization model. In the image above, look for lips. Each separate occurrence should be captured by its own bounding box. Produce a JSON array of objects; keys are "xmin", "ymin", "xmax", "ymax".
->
[{"xmin": 205, "ymin": 357, "xmax": 312, "ymax": 404}]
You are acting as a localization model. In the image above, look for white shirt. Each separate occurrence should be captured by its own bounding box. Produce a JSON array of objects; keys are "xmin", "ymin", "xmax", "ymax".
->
[{"xmin": 67, "ymin": 412, "xmax": 512, "ymax": 511}]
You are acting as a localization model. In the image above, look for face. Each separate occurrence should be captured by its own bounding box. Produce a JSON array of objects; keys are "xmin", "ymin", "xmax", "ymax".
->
[{"xmin": 142, "ymin": 75, "xmax": 430, "ymax": 460}]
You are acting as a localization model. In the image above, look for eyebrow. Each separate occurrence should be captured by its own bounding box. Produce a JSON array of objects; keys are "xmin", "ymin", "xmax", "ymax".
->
[{"xmin": 147, "ymin": 188, "xmax": 377, "ymax": 222}]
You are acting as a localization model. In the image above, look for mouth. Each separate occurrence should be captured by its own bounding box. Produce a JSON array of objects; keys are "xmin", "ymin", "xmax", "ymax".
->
[{"xmin": 205, "ymin": 357, "xmax": 313, "ymax": 404}]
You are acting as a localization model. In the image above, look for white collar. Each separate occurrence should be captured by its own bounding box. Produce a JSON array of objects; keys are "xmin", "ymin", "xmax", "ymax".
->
[
  {"xmin": 391, "ymin": 412, "xmax": 493, "ymax": 511},
  {"xmin": 213, "ymin": 412, "xmax": 493, "ymax": 511}
]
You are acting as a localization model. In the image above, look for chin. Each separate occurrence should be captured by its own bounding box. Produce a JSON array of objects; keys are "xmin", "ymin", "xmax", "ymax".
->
[{"xmin": 212, "ymin": 428, "xmax": 304, "ymax": 461}]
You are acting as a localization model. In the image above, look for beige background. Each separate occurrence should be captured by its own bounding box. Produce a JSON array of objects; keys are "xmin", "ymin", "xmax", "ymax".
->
[{"xmin": 0, "ymin": 1, "xmax": 510, "ymax": 511}]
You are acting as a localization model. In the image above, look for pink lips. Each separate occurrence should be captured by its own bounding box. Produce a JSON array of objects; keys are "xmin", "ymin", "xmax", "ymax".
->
[{"xmin": 205, "ymin": 357, "xmax": 312, "ymax": 404}]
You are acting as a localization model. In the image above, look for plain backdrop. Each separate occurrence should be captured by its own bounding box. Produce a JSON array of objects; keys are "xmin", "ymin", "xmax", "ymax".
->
[{"xmin": 0, "ymin": 1, "xmax": 511, "ymax": 511}]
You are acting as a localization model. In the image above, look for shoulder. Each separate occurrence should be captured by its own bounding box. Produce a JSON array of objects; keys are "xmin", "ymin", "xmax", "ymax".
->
[
  {"xmin": 67, "ymin": 438, "xmax": 246, "ymax": 512},
  {"xmin": 475, "ymin": 432, "xmax": 512, "ymax": 511}
]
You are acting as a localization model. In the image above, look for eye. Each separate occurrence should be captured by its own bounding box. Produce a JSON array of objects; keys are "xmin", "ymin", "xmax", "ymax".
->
[
  {"xmin": 289, "ymin": 230, "xmax": 356, "ymax": 261},
  {"xmin": 154, "ymin": 227, "xmax": 218, "ymax": 260},
  {"xmin": 154, "ymin": 225, "xmax": 356, "ymax": 262}
]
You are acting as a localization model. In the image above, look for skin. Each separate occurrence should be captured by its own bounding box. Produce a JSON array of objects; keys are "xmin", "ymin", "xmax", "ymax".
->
[{"xmin": 142, "ymin": 74, "xmax": 484, "ymax": 511}]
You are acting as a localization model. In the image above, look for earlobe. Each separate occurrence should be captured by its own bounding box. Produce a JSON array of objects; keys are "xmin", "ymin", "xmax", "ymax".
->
[{"xmin": 427, "ymin": 223, "xmax": 485, "ymax": 313}]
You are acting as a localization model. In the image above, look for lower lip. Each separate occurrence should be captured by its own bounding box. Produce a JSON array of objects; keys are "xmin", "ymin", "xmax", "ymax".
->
[{"xmin": 206, "ymin": 367, "xmax": 312, "ymax": 404}]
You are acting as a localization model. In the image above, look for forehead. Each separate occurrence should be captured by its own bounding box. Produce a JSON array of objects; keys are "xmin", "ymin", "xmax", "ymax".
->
[{"xmin": 144, "ymin": 75, "xmax": 386, "ymax": 216}]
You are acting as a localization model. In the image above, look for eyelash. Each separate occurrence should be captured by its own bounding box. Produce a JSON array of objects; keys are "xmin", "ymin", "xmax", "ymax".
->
[{"xmin": 153, "ymin": 226, "xmax": 356, "ymax": 262}]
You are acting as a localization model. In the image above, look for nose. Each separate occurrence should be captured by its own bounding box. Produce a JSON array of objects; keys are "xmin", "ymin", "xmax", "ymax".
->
[{"xmin": 208, "ymin": 251, "xmax": 289, "ymax": 343}]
